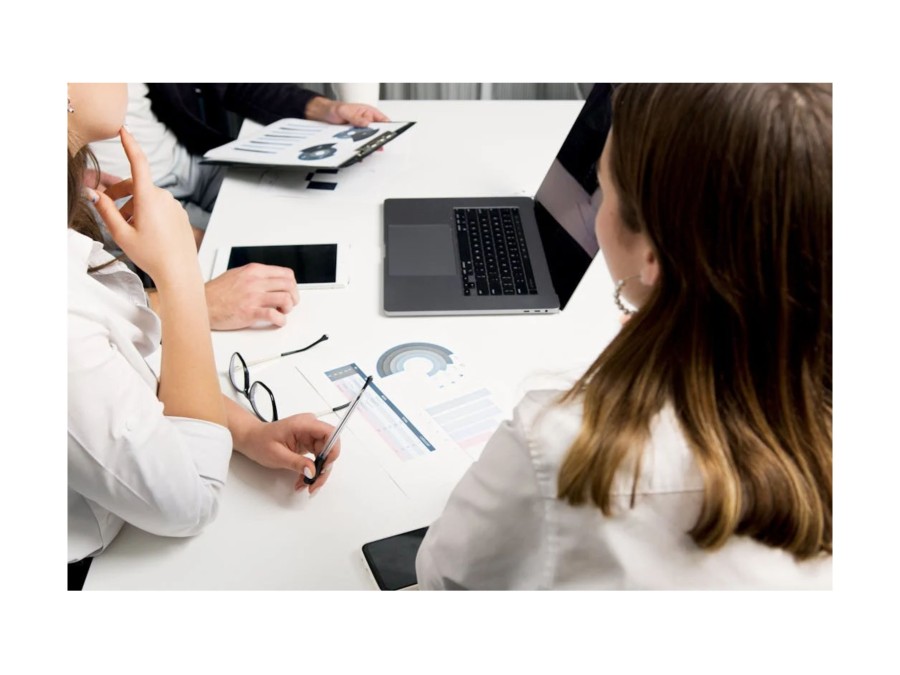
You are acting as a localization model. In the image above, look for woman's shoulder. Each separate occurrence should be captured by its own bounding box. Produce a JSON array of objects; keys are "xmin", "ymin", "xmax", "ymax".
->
[
  {"xmin": 67, "ymin": 229, "xmax": 121, "ymax": 286},
  {"xmin": 512, "ymin": 390, "xmax": 704, "ymax": 497}
]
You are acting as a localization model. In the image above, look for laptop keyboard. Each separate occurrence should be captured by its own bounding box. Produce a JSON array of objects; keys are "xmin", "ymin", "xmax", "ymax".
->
[{"xmin": 454, "ymin": 207, "xmax": 539, "ymax": 296}]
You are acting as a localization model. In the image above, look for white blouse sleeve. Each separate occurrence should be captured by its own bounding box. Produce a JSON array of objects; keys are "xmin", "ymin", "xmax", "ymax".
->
[
  {"xmin": 415, "ymin": 398, "xmax": 551, "ymax": 589},
  {"xmin": 67, "ymin": 312, "xmax": 233, "ymax": 538}
]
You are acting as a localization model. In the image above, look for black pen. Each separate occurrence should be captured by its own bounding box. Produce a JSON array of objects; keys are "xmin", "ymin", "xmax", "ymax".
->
[{"xmin": 305, "ymin": 375, "xmax": 373, "ymax": 485}]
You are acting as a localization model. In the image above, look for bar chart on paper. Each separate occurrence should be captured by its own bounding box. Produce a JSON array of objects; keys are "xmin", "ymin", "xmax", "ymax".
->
[
  {"xmin": 425, "ymin": 388, "xmax": 504, "ymax": 453},
  {"xmin": 325, "ymin": 363, "xmax": 435, "ymax": 461}
]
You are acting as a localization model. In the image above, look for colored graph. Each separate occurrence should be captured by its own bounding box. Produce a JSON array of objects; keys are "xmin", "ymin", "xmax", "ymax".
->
[
  {"xmin": 326, "ymin": 363, "xmax": 435, "ymax": 461},
  {"xmin": 376, "ymin": 342, "xmax": 456, "ymax": 378}
]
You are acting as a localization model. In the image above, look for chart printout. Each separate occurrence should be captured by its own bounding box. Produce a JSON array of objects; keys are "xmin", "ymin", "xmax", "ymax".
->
[{"xmin": 325, "ymin": 363, "xmax": 435, "ymax": 461}]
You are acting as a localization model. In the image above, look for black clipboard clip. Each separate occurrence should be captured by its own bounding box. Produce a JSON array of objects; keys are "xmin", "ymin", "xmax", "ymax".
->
[
  {"xmin": 343, "ymin": 131, "xmax": 397, "ymax": 166},
  {"xmin": 341, "ymin": 122, "xmax": 414, "ymax": 167}
]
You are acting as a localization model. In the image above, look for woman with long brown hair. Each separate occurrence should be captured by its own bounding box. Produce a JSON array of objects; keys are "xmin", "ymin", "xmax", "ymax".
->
[{"xmin": 416, "ymin": 83, "xmax": 832, "ymax": 589}]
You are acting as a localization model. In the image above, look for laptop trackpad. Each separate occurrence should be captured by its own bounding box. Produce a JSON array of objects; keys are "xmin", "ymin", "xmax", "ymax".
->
[{"xmin": 389, "ymin": 224, "xmax": 456, "ymax": 276}]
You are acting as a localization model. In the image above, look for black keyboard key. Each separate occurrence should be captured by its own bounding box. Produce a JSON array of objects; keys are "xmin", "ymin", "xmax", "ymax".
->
[{"xmin": 457, "ymin": 224, "xmax": 472, "ymax": 264}]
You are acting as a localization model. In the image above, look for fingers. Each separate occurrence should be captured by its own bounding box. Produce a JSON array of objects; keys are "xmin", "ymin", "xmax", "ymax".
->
[
  {"xmin": 247, "ymin": 291, "xmax": 296, "ymax": 319},
  {"xmin": 100, "ymin": 177, "xmax": 136, "ymax": 225},
  {"xmin": 309, "ymin": 445, "xmax": 340, "ymax": 494},
  {"xmin": 85, "ymin": 170, "xmax": 126, "ymax": 192},
  {"xmin": 320, "ymin": 443, "xmax": 340, "ymax": 472},
  {"xmin": 338, "ymin": 103, "xmax": 376, "ymax": 127},
  {"xmin": 292, "ymin": 454, "xmax": 318, "ymax": 492},
  {"xmin": 352, "ymin": 110, "xmax": 373, "ymax": 127},
  {"xmin": 99, "ymin": 171, "xmax": 125, "ymax": 190},
  {"xmin": 307, "ymin": 466, "xmax": 331, "ymax": 495},
  {"xmin": 104, "ymin": 178, "xmax": 135, "ymax": 201},
  {"xmin": 240, "ymin": 264, "xmax": 300, "ymax": 308},
  {"xmin": 118, "ymin": 128, "xmax": 152, "ymax": 195},
  {"xmin": 265, "ymin": 291, "xmax": 296, "ymax": 312},
  {"xmin": 358, "ymin": 109, "xmax": 378, "ymax": 127},
  {"xmin": 355, "ymin": 105, "xmax": 389, "ymax": 124},
  {"xmin": 293, "ymin": 447, "xmax": 339, "ymax": 494},
  {"xmin": 262, "ymin": 282, "xmax": 300, "ymax": 313},
  {"xmin": 119, "ymin": 198, "xmax": 135, "ymax": 223},
  {"xmin": 254, "ymin": 306, "xmax": 288, "ymax": 327},
  {"xmin": 240, "ymin": 263, "xmax": 297, "ymax": 284},
  {"xmin": 265, "ymin": 414, "xmax": 339, "ymax": 493},
  {"xmin": 92, "ymin": 191, "xmax": 132, "ymax": 245}
]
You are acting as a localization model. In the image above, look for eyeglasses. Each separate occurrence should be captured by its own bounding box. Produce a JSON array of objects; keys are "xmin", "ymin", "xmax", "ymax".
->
[{"xmin": 229, "ymin": 333, "xmax": 347, "ymax": 422}]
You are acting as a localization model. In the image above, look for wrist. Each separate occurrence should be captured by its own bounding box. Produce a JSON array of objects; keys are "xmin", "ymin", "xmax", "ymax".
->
[
  {"xmin": 153, "ymin": 264, "xmax": 205, "ymax": 297},
  {"xmin": 225, "ymin": 397, "xmax": 266, "ymax": 452}
]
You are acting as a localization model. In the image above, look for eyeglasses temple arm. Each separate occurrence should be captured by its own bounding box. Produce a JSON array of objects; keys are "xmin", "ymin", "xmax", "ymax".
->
[
  {"xmin": 242, "ymin": 334, "xmax": 330, "ymax": 368},
  {"xmin": 243, "ymin": 353, "xmax": 282, "ymax": 368},
  {"xmin": 280, "ymin": 333, "xmax": 329, "ymax": 357}
]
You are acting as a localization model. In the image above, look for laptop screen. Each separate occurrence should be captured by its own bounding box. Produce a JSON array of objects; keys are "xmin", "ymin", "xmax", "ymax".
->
[{"xmin": 533, "ymin": 83, "xmax": 613, "ymax": 309}]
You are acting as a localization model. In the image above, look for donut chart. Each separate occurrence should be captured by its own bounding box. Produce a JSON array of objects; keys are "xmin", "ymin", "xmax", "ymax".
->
[{"xmin": 376, "ymin": 343, "xmax": 455, "ymax": 378}]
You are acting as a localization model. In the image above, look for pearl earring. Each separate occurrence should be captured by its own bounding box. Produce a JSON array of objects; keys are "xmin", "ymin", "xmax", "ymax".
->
[
  {"xmin": 613, "ymin": 275, "xmax": 640, "ymax": 316},
  {"xmin": 67, "ymin": 97, "xmax": 75, "ymax": 114}
]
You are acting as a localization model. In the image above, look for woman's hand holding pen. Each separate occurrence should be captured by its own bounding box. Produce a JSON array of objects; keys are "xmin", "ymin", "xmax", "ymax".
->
[{"xmin": 234, "ymin": 411, "xmax": 342, "ymax": 495}]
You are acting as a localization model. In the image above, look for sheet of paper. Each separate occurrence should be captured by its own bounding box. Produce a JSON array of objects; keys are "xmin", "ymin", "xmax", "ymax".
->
[
  {"xmin": 292, "ymin": 340, "xmax": 511, "ymax": 498},
  {"xmin": 203, "ymin": 118, "xmax": 412, "ymax": 169}
]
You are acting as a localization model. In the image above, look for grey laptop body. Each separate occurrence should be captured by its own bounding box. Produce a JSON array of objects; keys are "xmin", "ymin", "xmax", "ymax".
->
[{"xmin": 383, "ymin": 84, "xmax": 613, "ymax": 316}]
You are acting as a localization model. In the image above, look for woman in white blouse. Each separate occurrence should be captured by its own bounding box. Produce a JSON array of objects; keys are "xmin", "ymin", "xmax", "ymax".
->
[
  {"xmin": 67, "ymin": 84, "xmax": 340, "ymax": 588},
  {"xmin": 416, "ymin": 83, "xmax": 833, "ymax": 590}
]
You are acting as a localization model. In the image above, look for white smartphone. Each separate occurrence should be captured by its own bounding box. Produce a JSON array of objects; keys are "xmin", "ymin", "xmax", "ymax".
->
[{"xmin": 212, "ymin": 242, "xmax": 349, "ymax": 289}]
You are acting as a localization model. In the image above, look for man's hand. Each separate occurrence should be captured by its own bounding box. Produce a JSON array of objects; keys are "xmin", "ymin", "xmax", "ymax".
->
[
  {"xmin": 205, "ymin": 263, "xmax": 300, "ymax": 330},
  {"xmin": 304, "ymin": 96, "xmax": 390, "ymax": 127}
]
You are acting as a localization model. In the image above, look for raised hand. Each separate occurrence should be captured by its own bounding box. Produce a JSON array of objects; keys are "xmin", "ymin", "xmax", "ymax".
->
[{"xmin": 91, "ymin": 128, "xmax": 198, "ymax": 287}]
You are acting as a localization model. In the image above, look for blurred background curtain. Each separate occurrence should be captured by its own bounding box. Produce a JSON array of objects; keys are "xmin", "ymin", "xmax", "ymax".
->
[{"xmin": 299, "ymin": 83, "xmax": 591, "ymax": 100}]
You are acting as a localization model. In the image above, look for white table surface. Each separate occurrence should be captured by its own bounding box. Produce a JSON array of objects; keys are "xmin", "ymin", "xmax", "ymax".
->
[{"xmin": 84, "ymin": 99, "xmax": 622, "ymax": 590}]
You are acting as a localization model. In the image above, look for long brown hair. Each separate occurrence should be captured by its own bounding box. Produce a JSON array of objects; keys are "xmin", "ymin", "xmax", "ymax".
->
[
  {"xmin": 559, "ymin": 84, "xmax": 832, "ymax": 559},
  {"xmin": 67, "ymin": 142, "xmax": 102, "ymax": 241},
  {"xmin": 68, "ymin": 137, "xmax": 124, "ymax": 273}
]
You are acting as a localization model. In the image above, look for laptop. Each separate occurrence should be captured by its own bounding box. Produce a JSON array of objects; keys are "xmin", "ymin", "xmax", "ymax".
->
[{"xmin": 383, "ymin": 83, "xmax": 612, "ymax": 316}]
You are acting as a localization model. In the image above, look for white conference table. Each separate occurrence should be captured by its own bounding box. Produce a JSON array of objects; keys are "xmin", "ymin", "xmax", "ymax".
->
[{"xmin": 85, "ymin": 99, "xmax": 622, "ymax": 590}]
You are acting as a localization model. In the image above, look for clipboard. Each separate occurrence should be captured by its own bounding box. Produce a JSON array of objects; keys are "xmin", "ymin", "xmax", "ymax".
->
[{"xmin": 201, "ymin": 118, "xmax": 415, "ymax": 170}]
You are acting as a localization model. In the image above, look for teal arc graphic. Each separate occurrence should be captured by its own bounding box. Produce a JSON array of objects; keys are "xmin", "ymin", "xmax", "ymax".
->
[{"xmin": 376, "ymin": 343, "xmax": 455, "ymax": 378}]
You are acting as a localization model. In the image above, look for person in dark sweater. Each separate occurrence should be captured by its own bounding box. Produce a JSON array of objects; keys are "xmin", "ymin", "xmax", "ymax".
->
[{"xmin": 89, "ymin": 84, "xmax": 388, "ymax": 329}]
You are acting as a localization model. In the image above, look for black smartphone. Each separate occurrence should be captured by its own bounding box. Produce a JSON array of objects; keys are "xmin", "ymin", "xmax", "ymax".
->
[{"xmin": 361, "ymin": 527, "xmax": 429, "ymax": 590}]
